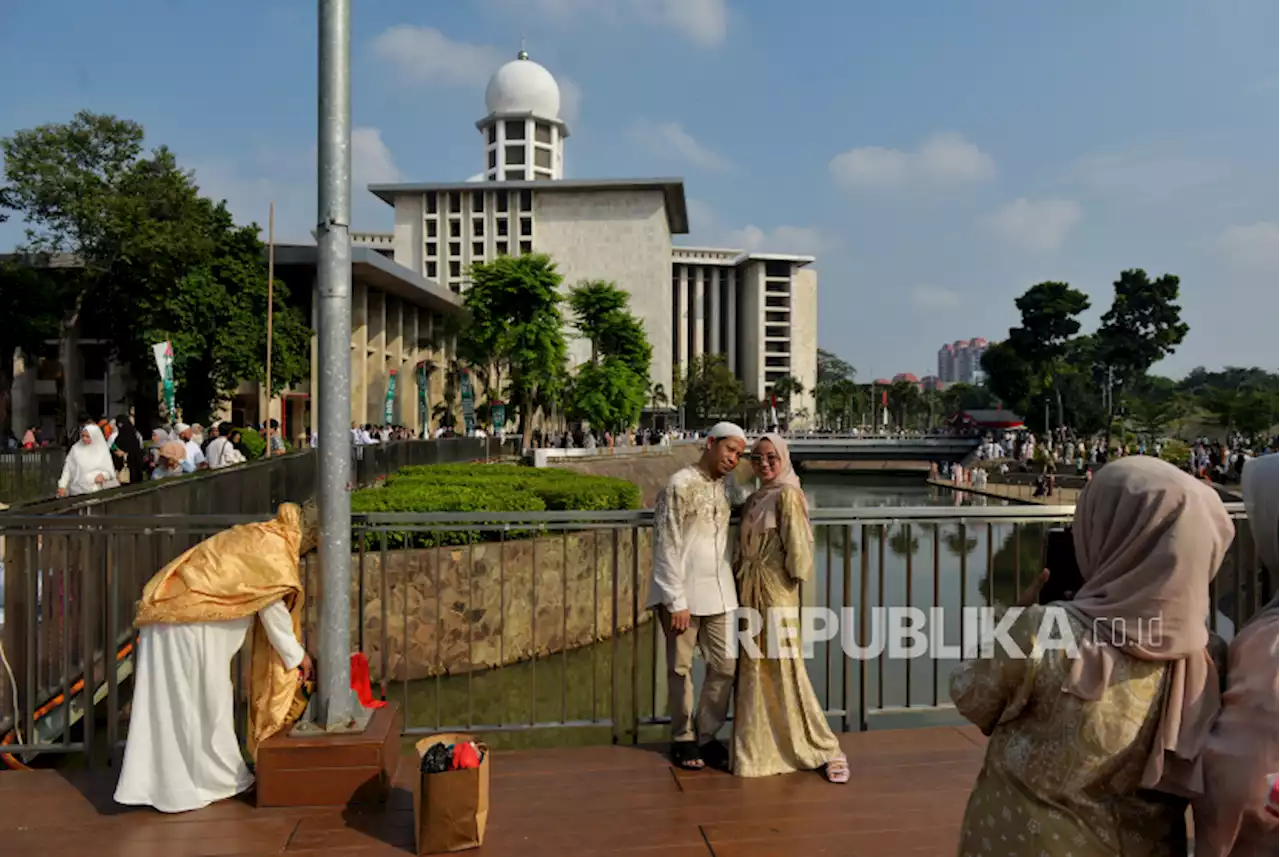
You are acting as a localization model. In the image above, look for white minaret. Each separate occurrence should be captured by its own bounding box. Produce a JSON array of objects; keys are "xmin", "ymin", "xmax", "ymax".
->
[{"xmin": 477, "ymin": 48, "xmax": 568, "ymax": 181}]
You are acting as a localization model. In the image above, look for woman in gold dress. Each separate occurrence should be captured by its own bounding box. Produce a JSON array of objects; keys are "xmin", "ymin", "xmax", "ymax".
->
[
  {"xmin": 731, "ymin": 433, "xmax": 849, "ymax": 783},
  {"xmin": 950, "ymin": 456, "xmax": 1234, "ymax": 856}
]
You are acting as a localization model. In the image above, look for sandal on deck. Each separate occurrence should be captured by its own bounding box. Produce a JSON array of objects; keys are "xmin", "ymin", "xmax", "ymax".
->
[
  {"xmin": 699, "ymin": 740, "xmax": 730, "ymax": 772},
  {"xmin": 670, "ymin": 741, "xmax": 704, "ymax": 771},
  {"xmin": 824, "ymin": 753, "xmax": 850, "ymax": 784}
]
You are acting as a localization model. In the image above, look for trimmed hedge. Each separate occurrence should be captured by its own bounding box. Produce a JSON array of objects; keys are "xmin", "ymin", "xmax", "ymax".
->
[{"xmin": 351, "ymin": 463, "xmax": 640, "ymax": 548}]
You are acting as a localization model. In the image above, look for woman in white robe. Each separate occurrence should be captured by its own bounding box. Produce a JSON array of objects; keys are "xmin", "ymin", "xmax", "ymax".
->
[
  {"xmin": 56, "ymin": 423, "xmax": 120, "ymax": 497},
  {"xmin": 114, "ymin": 505, "xmax": 313, "ymax": 813}
]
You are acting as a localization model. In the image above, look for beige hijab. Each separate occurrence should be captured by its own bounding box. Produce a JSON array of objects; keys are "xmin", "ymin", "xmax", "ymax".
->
[
  {"xmin": 1193, "ymin": 453, "xmax": 1279, "ymax": 856},
  {"xmin": 1063, "ymin": 456, "xmax": 1234, "ymax": 797},
  {"xmin": 739, "ymin": 433, "xmax": 809, "ymax": 543}
]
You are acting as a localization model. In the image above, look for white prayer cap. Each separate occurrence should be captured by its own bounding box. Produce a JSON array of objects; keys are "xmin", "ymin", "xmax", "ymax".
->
[
  {"xmin": 707, "ymin": 421, "xmax": 746, "ymax": 441},
  {"xmin": 175, "ymin": 422, "xmax": 190, "ymax": 433}
]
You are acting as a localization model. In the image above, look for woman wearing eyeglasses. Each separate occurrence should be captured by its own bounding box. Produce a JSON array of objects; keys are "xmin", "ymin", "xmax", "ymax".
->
[{"xmin": 731, "ymin": 433, "xmax": 849, "ymax": 783}]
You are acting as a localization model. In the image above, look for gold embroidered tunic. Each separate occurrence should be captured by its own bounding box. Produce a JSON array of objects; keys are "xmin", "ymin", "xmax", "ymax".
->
[
  {"xmin": 731, "ymin": 484, "xmax": 842, "ymax": 777},
  {"xmin": 950, "ymin": 604, "xmax": 1189, "ymax": 857}
]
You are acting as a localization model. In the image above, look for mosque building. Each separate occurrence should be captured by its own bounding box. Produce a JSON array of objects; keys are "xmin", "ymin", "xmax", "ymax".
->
[{"xmin": 352, "ymin": 49, "xmax": 818, "ymax": 426}]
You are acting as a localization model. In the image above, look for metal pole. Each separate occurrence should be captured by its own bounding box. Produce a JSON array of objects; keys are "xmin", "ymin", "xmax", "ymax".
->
[
  {"xmin": 315, "ymin": 0, "xmax": 354, "ymax": 731},
  {"xmin": 264, "ymin": 201, "xmax": 275, "ymax": 456}
]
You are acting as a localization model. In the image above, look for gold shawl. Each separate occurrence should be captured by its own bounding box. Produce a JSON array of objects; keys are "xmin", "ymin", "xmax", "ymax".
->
[{"xmin": 134, "ymin": 503, "xmax": 306, "ymax": 759}]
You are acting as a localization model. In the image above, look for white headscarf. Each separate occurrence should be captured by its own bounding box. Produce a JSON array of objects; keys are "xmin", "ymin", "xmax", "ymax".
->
[{"xmin": 64, "ymin": 424, "xmax": 118, "ymax": 494}]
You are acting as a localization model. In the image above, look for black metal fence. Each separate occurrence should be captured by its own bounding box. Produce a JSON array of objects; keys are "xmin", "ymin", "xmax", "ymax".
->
[
  {"xmin": 2, "ymin": 503, "xmax": 1268, "ymax": 765},
  {"xmin": 0, "ymin": 450, "xmax": 65, "ymax": 508},
  {"xmin": 3, "ymin": 437, "xmax": 519, "ymax": 517}
]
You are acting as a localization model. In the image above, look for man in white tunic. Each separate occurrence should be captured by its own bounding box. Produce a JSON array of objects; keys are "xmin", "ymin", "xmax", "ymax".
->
[
  {"xmin": 647, "ymin": 421, "xmax": 749, "ymax": 771},
  {"xmin": 114, "ymin": 504, "xmax": 313, "ymax": 813}
]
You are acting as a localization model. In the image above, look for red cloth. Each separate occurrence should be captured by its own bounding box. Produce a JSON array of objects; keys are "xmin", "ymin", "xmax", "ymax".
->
[
  {"xmin": 350, "ymin": 652, "xmax": 387, "ymax": 709},
  {"xmin": 450, "ymin": 742, "xmax": 480, "ymax": 770}
]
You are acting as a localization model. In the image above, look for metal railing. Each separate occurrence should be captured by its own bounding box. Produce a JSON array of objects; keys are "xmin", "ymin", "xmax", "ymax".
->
[
  {"xmin": 4, "ymin": 438, "xmax": 518, "ymax": 516},
  {"xmin": 0, "ymin": 450, "xmax": 66, "ymax": 507},
  {"xmin": 2, "ymin": 503, "xmax": 1266, "ymax": 764}
]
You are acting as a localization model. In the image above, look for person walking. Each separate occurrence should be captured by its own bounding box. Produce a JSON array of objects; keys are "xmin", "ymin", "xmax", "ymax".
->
[{"xmin": 646, "ymin": 421, "xmax": 748, "ymax": 772}]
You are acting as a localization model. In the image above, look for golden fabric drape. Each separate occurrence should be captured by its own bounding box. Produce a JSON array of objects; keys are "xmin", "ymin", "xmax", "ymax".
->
[{"xmin": 133, "ymin": 503, "xmax": 305, "ymax": 759}]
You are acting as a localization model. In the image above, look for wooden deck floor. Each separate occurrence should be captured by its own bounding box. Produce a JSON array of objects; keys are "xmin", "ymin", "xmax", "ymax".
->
[{"xmin": 1, "ymin": 726, "xmax": 986, "ymax": 856}]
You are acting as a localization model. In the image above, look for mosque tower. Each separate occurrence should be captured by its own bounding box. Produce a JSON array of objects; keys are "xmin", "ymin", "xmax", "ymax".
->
[{"xmin": 477, "ymin": 48, "xmax": 568, "ymax": 181}]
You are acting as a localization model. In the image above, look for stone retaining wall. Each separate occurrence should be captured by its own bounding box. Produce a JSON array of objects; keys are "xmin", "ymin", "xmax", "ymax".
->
[{"xmin": 318, "ymin": 529, "xmax": 654, "ymax": 682}]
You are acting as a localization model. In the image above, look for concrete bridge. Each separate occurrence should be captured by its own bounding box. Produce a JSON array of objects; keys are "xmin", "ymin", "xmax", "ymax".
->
[{"xmin": 776, "ymin": 436, "xmax": 980, "ymax": 463}]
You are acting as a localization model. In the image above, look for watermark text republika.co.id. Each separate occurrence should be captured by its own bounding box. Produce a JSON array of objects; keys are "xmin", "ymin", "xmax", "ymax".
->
[{"xmin": 722, "ymin": 606, "xmax": 1165, "ymax": 661}]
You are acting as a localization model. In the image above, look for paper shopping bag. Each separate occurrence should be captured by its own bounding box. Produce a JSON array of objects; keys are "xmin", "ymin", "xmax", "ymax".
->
[{"xmin": 413, "ymin": 733, "xmax": 490, "ymax": 854}]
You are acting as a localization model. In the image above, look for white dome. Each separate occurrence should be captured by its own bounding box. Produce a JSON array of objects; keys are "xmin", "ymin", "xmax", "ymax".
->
[{"xmin": 484, "ymin": 53, "xmax": 560, "ymax": 120}]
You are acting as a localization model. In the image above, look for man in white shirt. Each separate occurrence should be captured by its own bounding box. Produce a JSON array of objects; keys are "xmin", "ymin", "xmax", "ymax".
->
[
  {"xmin": 175, "ymin": 423, "xmax": 207, "ymax": 469},
  {"xmin": 204, "ymin": 423, "xmax": 231, "ymax": 469},
  {"xmin": 646, "ymin": 421, "xmax": 748, "ymax": 772}
]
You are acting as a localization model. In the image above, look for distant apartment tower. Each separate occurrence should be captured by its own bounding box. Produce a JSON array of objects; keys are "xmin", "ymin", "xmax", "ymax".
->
[{"xmin": 937, "ymin": 338, "xmax": 988, "ymax": 385}]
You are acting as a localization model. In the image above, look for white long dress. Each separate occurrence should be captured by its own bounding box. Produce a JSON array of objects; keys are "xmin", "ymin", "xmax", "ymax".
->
[{"xmin": 114, "ymin": 600, "xmax": 304, "ymax": 813}]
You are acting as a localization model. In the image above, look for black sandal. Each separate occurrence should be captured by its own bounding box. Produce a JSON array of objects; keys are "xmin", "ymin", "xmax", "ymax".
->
[
  {"xmin": 698, "ymin": 740, "xmax": 730, "ymax": 771},
  {"xmin": 670, "ymin": 741, "xmax": 704, "ymax": 770}
]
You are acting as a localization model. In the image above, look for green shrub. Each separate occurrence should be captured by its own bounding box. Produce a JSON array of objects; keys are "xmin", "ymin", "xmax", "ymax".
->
[
  {"xmin": 1160, "ymin": 439, "xmax": 1191, "ymax": 467},
  {"xmin": 351, "ymin": 463, "xmax": 640, "ymax": 549},
  {"xmin": 232, "ymin": 427, "xmax": 267, "ymax": 460}
]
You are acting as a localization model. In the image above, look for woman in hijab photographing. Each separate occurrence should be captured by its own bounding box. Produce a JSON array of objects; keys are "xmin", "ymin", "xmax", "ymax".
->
[
  {"xmin": 1193, "ymin": 453, "xmax": 1278, "ymax": 856},
  {"xmin": 951, "ymin": 456, "xmax": 1234, "ymax": 856}
]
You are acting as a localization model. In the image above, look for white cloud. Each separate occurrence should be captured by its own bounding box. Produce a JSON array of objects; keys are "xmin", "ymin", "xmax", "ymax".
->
[
  {"xmin": 629, "ymin": 120, "xmax": 731, "ymax": 172},
  {"xmin": 352, "ymin": 127, "xmax": 402, "ymax": 185},
  {"xmin": 1216, "ymin": 222, "xmax": 1278, "ymax": 270},
  {"xmin": 478, "ymin": 0, "xmax": 729, "ymax": 46},
  {"xmin": 559, "ymin": 76, "xmax": 583, "ymax": 125},
  {"xmin": 650, "ymin": 0, "xmax": 728, "ymax": 47},
  {"xmin": 828, "ymin": 132, "xmax": 996, "ymax": 191},
  {"xmin": 980, "ymin": 198, "xmax": 1082, "ymax": 252},
  {"xmin": 683, "ymin": 198, "xmax": 833, "ymax": 257},
  {"xmin": 190, "ymin": 126, "xmax": 402, "ymax": 243},
  {"xmin": 910, "ymin": 286, "xmax": 963, "ymax": 312},
  {"xmin": 371, "ymin": 26, "xmax": 503, "ymax": 88},
  {"xmin": 1067, "ymin": 152, "xmax": 1229, "ymax": 203},
  {"xmin": 728, "ymin": 225, "xmax": 832, "ymax": 257}
]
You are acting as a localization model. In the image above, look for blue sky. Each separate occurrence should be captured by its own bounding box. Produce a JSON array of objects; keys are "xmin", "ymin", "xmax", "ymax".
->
[{"xmin": 2, "ymin": 0, "xmax": 1276, "ymax": 380}]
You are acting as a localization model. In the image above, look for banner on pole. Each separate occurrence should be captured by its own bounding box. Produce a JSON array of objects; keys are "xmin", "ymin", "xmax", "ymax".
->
[
  {"xmin": 416, "ymin": 362, "xmax": 429, "ymax": 432},
  {"xmin": 385, "ymin": 370, "xmax": 397, "ymax": 425},
  {"xmin": 491, "ymin": 401, "xmax": 505, "ymax": 433},
  {"xmin": 460, "ymin": 370, "xmax": 476, "ymax": 435},
  {"xmin": 152, "ymin": 341, "xmax": 176, "ymax": 420}
]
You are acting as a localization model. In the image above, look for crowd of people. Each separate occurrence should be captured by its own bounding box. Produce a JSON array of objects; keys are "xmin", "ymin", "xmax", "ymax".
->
[{"xmin": 52, "ymin": 418, "xmax": 287, "ymax": 497}]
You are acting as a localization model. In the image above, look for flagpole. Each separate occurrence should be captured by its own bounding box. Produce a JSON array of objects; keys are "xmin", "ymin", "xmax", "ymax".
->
[{"xmin": 265, "ymin": 201, "xmax": 275, "ymax": 456}]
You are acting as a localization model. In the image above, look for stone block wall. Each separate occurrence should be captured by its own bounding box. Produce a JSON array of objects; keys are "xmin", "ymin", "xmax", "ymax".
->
[{"xmin": 303, "ymin": 528, "xmax": 654, "ymax": 683}]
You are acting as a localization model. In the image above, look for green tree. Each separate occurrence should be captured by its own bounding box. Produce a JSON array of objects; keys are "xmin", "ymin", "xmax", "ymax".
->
[
  {"xmin": 565, "ymin": 280, "xmax": 652, "ymax": 430},
  {"xmin": 682, "ymin": 354, "xmax": 742, "ymax": 423},
  {"xmin": 887, "ymin": 379, "xmax": 921, "ymax": 429},
  {"xmin": 979, "ymin": 341, "xmax": 1035, "ymax": 421},
  {"xmin": 1, "ymin": 111, "xmax": 155, "ymax": 427},
  {"xmin": 1093, "ymin": 269, "xmax": 1189, "ymax": 443},
  {"xmin": 460, "ymin": 254, "xmax": 568, "ymax": 449},
  {"xmin": 1007, "ymin": 282, "xmax": 1091, "ymax": 429},
  {"xmin": 769, "ymin": 375, "xmax": 805, "ymax": 427},
  {"xmin": 815, "ymin": 349, "xmax": 859, "ymax": 430},
  {"xmin": 0, "ymin": 260, "xmax": 63, "ymax": 432}
]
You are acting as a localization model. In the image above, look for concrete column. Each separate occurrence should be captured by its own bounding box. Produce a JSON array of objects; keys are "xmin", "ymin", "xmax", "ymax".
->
[
  {"xmin": 351, "ymin": 281, "xmax": 368, "ymax": 425},
  {"xmin": 10, "ymin": 349, "xmax": 34, "ymax": 433},
  {"xmin": 676, "ymin": 265, "xmax": 689, "ymax": 373},
  {"xmin": 391, "ymin": 298, "xmax": 404, "ymax": 425},
  {"xmin": 693, "ymin": 267, "xmax": 705, "ymax": 361},
  {"xmin": 727, "ymin": 269, "xmax": 737, "ymax": 375},
  {"xmin": 709, "ymin": 268, "xmax": 721, "ymax": 356},
  {"xmin": 309, "ymin": 278, "xmax": 319, "ymax": 431}
]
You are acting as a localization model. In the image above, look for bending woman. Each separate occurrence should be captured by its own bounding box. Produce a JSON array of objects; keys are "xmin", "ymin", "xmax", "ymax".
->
[
  {"xmin": 732, "ymin": 433, "xmax": 848, "ymax": 783},
  {"xmin": 114, "ymin": 504, "xmax": 314, "ymax": 813}
]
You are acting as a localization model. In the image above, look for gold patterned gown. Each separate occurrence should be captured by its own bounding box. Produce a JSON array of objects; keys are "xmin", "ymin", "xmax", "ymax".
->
[
  {"xmin": 950, "ymin": 604, "xmax": 1189, "ymax": 857},
  {"xmin": 732, "ymin": 485, "xmax": 843, "ymax": 777}
]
